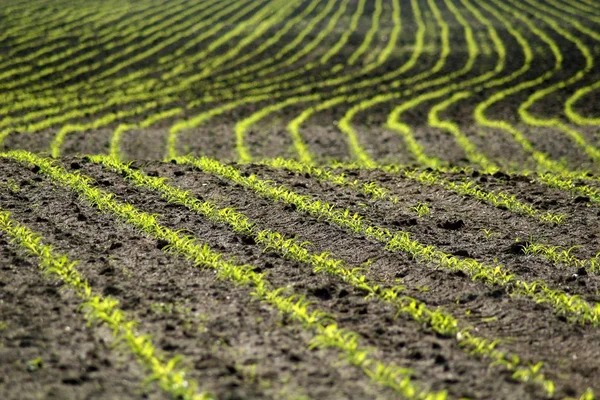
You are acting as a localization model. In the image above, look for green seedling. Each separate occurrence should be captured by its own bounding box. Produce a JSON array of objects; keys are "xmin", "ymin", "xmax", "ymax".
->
[
  {"xmin": 90, "ymin": 153, "xmax": 558, "ymax": 394},
  {"xmin": 0, "ymin": 178, "xmax": 20, "ymax": 193},
  {"xmin": 411, "ymin": 202, "xmax": 431, "ymax": 217},
  {"xmin": 26, "ymin": 357, "xmax": 43, "ymax": 372},
  {"xmin": 481, "ymin": 316, "xmax": 499, "ymax": 323},
  {"xmin": 480, "ymin": 229, "xmax": 497, "ymax": 239}
]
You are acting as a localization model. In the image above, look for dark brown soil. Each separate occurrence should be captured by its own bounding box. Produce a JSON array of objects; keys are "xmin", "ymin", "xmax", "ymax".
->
[
  {"xmin": 3, "ymin": 154, "xmax": 600, "ymax": 398},
  {"xmin": 0, "ymin": 158, "xmax": 399, "ymax": 400}
]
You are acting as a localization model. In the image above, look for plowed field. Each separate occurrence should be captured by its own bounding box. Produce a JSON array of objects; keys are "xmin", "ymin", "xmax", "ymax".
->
[{"xmin": 1, "ymin": 0, "xmax": 600, "ymax": 399}]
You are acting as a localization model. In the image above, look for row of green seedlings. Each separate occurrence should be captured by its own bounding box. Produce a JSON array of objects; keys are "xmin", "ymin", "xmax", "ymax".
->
[
  {"xmin": 221, "ymin": 0, "xmax": 428, "ymax": 164},
  {"xmin": 522, "ymin": 0, "xmax": 600, "ymax": 130},
  {"xmin": 262, "ymin": 157, "xmax": 567, "ymax": 224},
  {"xmin": 511, "ymin": 0, "xmax": 600, "ymax": 164},
  {"xmin": 90, "ymin": 153, "xmax": 558, "ymax": 396},
  {"xmin": 521, "ymin": 241, "xmax": 600, "ymax": 275},
  {"xmin": 2, "ymin": 0, "xmax": 231, "ymax": 98},
  {"xmin": 0, "ymin": 0, "xmax": 264, "ymax": 135},
  {"xmin": 128, "ymin": 0, "xmax": 386, "ymax": 162},
  {"xmin": 191, "ymin": 0, "xmax": 339, "ymax": 93},
  {"xmin": 363, "ymin": 158, "xmax": 600, "ymax": 217},
  {"xmin": 5, "ymin": 0, "xmax": 402, "ymax": 156},
  {"xmin": 177, "ymin": 156, "xmax": 600, "ymax": 326},
  {"xmin": 0, "ymin": 0, "xmax": 183, "ymax": 89},
  {"xmin": 401, "ymin": 168, "xmax": 567, "ymax": 224},
  {"xmin": 230, "ymin": 0, "xmax": 443, "ymax": 165},
  {"xmin": 1, "ymin": 150, "xmax": 443, "ymax": 400},
  {"xmin": 0, "ymin": 0, "xmax": 234, "ymax": 119},
  {"xmin": 392, "ymin": 161, "xmax": 600, "ymax": 218},
  {"xmin": 421, "ymin": 0, "xmax": 535, "ymax": 174},
  {"xmin": 9, "ymin": 0, "xmax": 423, "ymax": 160},
  {"xmin": 0, "ymin": 209, "xmax": 210, "ymax": 400},
  {"xmin": 471, "ymin": 0, "xmax": 597, "ymax": 175},
  {"xmin": 535, "ymin": 173, "xmax": 600, "ymax": 204},
  {"xmin": 3, "ymin": 0, "xmax": 350, "ymax": 157},
  {"xmin": 0, "ymin": 0, "xmax": 125, "ymax": 71}
]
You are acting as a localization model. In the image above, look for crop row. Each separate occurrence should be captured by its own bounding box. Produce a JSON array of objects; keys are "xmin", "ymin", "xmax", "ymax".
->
[
  {"xmin": 2, "ymin": 149, "xmax": 451, "ymax": 399},
  {"xmin": 175, "ymin": 155, "xmax": 600, "ymax": 325},
  {"xmin": 1, "ymin": 0, "xmax": 599, "ymax": 226},
  {"xmin": 5, "ymin": 148, "xmax": 600, "ymax": 396},
  {"xmin": 0, "ymin": 209, "xmax": 209, "ymax": 400},
  {"xmin": 1, "ymin": 0, "xmax": 596, "ymax": 177},
  {"xmin": 90, "ymin": 153, "xmax": 557, "ymax": 395}
]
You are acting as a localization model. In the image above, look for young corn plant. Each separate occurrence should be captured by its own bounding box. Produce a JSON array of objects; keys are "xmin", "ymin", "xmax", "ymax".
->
[
  {"xmin": 411, "ymin": 202, "xmax": 431, "ymax": 217},
  {"xmin": 523, "ymin": 241, "xmax": 600, "ymax": 274}
]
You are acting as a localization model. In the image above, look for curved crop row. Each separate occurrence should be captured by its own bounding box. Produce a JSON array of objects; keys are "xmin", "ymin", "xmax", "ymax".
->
[
  {"xmin": 509, "ymin": 0, "xmax": 600, "ymax": 164},
  {"xmin": 1, "ymin": 0, "xmax": 229, "ymax": 98},
  {"xmin": 0, "ymin": 0, "xmax": 250, "ymax": 123},
  {"xmin": 1, "ymin": 1, "xmax": 302, "ymax": 154},
  {"xmin": 160, "ymin": 0, "xmax": 303, "ymax": 85},
  {"xmin": 472, "ymin": 0, "xmax": 569, "ymax": 173},
  {"xmin": 286, "ymin": 0, "xmax": 426, "ymax": 163},
  {"xmin": 204, "ymin": 0, "xmax": 404, "ymax": 162},
  {"xmin": 187, "ymin": 0, "xmax": 339, "ymax": 93},
  {"xmin": 421, "ymin": 0, "xmax": 536, "ymax": 172},
  {"xmin": 179, "ymin": 156, "xmax": 600, "ymax": 326},
  {"xmin": 0, "ymin": 1, "xmax": 147, "ymax": 91},
  {"xmin": 347, "ymin": 0, "xmax": 383, "ymax": 66}
]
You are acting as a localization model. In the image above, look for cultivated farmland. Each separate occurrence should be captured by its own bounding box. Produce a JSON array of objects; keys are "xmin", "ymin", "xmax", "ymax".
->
[{"xmin": 0, "ymin": 0, "xmax": 600, "ymax": 399}]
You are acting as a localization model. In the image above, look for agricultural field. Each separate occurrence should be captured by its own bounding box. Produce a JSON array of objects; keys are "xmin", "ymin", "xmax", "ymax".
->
[{"xmin": 1, "ymin": 0, "xmax": 600, "ymax": 399}]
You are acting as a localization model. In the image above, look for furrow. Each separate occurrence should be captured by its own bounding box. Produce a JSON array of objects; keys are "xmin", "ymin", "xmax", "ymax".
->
[
  {"xmin": 86, "ymin": 153, "xmax": 564, "ymax": 397},
  {"xmin": 1, "ymin": 150, "xmax": 448, "ymax": 400},
  {"xmin": 0, "ymin": 209, "xmax": 210, "ymax": 400},
  {"xmin": 0, "ymin": 158, "xmax": 383, "ymax": 400},
  {"xmin": 178, "ymin": 156, "xmax": 600, "ymax": 326},
  {"xmin": 81, "ymin": 156, "xmax": 600, "ymax": 399},
  {"xmin": 261, "ymin": 157, "xmax": 566, "ymax": 224}
]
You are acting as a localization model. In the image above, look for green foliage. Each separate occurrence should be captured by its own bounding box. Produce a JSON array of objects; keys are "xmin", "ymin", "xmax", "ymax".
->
[
  {"xmin": 523, "ymin": 241, "xmax": 600, "ymax": 274},
  {"xmin": 89, "ymin": 153, "xmax": 562, "ymax": 396},
  {"xmin": 26, "ymin": 357, "xmax": 43, "ymax": 372},
  {"xmin": 411, "ymin": 202, "xmax": 431, "ymax": 217}
]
